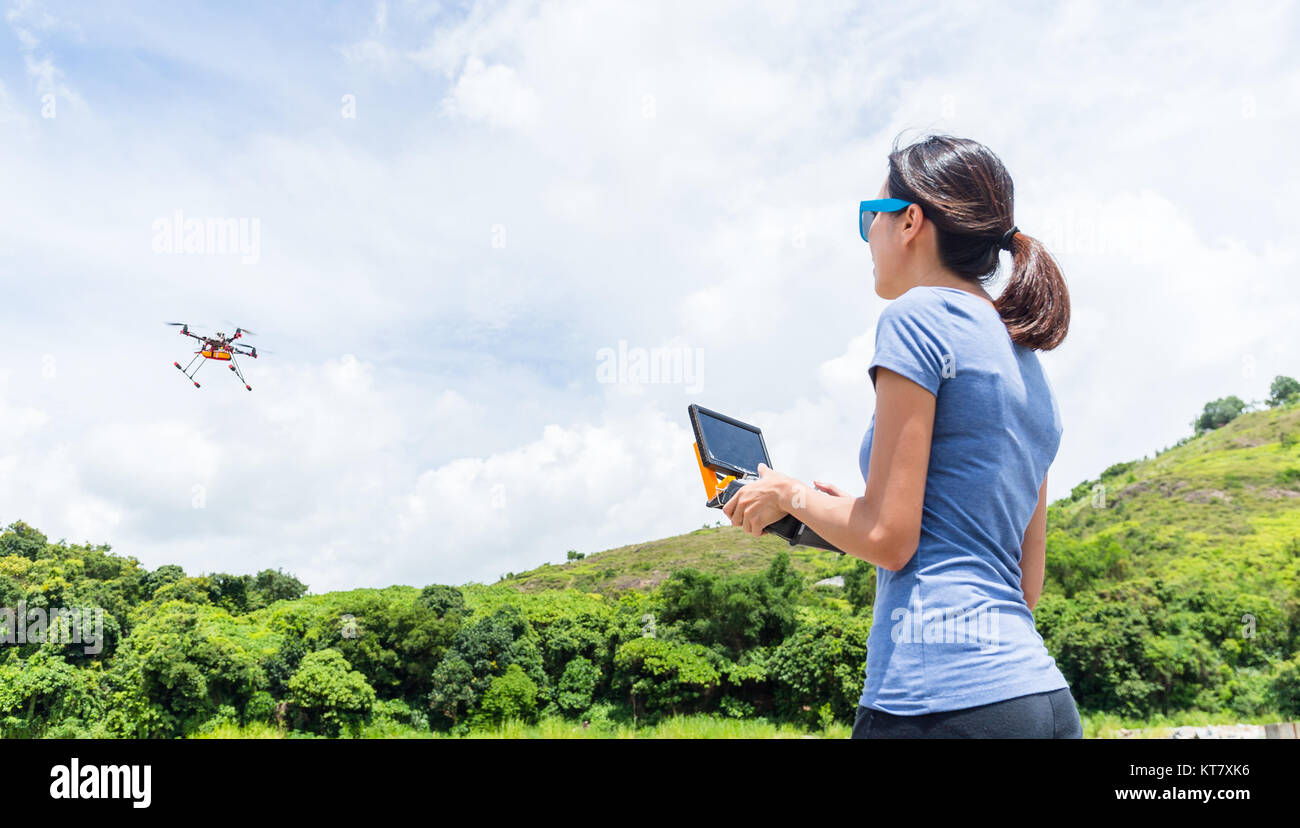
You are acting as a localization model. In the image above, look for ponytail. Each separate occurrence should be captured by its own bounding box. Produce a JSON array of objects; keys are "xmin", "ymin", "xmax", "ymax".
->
[{"xmin": 994, "ymin": 230, "xmax": 1070, "ymax": 351}]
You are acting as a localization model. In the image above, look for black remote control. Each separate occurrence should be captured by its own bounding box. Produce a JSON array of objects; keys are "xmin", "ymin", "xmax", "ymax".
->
[{"xmin": 709, "ymin": 478, "xmax": 845, "ymax": 555}]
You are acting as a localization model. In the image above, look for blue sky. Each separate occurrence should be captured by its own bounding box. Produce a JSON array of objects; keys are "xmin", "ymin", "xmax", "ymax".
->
[{"xmin": 1, "ymin": 0, "xmax": 1297, "ymax": 592}]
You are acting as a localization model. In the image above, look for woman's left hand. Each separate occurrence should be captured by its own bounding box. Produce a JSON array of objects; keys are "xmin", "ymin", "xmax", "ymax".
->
[{"xmin": 722, "ymin": 463, "xmax": 800, "ymax": 538}]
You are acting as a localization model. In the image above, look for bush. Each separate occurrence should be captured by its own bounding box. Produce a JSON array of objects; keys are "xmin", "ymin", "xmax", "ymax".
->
[
  {"xmin": 768, "ymin": 609, "xmax": 871, "ymax": 727},
  {"xmin": 1195, "ymin": 396, "xmax": 1246, "ymax": 434},
  {"xmin": 1101, "ymin": 460, "xmax": 1137, "ymax": 479},
  {"xmin": 286, "ymin": 649, "xmax": 376, "ymax": 736},
  {"xmin": 556, "ymin": 656, "xmax": 601, "ymax": 716},
  {"xmin": 1276, "ymin": 468, "xmax": 1300, "ymax": 487},
  {"xmin": 613, "ymin": 637, "xmax": 722, "ymax": 719},
  {"xmin": 1272, "ymin": 654, "xmax": 1300, "ymax": 716},
  {"xmin": 718, "ymin": 696, "xmax": 754, "ymax": 719},
  {"xmin": 477, "ymin": 663, "xmax": 539, "ymax": 726},
  {"xmin": 1269, "ymin": 376, "xmax": 1300, "ymax": 408}
]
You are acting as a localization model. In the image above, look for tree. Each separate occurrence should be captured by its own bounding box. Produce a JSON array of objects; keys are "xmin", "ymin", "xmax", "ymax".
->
[
  {"xmin": 556, "ymin": 656, "xmax": 601, "ymax": 716},
  {"xmin": 1269, "ymin": 375, "xmax": 1300, "ymax": 408},
  {"xmin": 417, "ymin": 584, "xmax": 466, "ymax": 618},
  {"xmin": 477, "ymin": 663, "xmax": 539, "ymax": 726},
  {"xmin": 842, "ymin": 559, "xmax": 876, "ymax": 614},
  {"xmin": 286, "ymin": 648, "xmax": 376, "ymax": 736},
  {"xmin": 142, "ymin": 564, "xmax": 186, "ymax": 598},
  {"xmin": 428, "ymin": 654, "xmax": 476, "ymax": 727},
  {"xmin": 1194, "ymin": 396, "xmax": 1246, "ymax": 434},
  {"xmin": 613, "ymin": 637, "xmax": 722, "ymax": 719},
  {"xmin": 0, "ymin": 521, "xmax": 47, "ymax": 560},
  {"xmin": 656, "ymin": 552, "xmax": 802, "ymax": 659},
  {"xmin": 252, "ymin": 568, "xmax": 308, "ymax": 606}
]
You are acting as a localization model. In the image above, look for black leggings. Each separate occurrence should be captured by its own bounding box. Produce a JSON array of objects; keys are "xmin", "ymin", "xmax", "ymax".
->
[{"xmin": 851, "ymin": 686, "xmax": 1083, "ymax": 738}]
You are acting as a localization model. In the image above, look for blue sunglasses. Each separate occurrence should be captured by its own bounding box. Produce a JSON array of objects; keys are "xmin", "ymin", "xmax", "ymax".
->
[{"xmin": 859, "ymin": 198, "xmax": 914, "ymax": 243}]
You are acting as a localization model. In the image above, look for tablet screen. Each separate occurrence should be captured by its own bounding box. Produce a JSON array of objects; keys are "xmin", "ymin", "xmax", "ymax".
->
[{"xmin": 694, "ymin": 407, "xmax": 770, "ymax": 477}]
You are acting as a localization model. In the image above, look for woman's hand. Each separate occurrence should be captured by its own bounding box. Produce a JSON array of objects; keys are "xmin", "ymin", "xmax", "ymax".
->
[{"xmin": 722, "ymin": 463, "xmax": 800, "ymax": 538}]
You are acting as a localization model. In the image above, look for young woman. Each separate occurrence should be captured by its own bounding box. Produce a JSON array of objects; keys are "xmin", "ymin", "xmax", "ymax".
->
[{"xmin": 722, "ymin": 132, "xmax": 1083, "ymax": 738}]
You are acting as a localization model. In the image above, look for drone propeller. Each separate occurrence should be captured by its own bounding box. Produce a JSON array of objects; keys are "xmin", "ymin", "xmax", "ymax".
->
[{"xmin": 222, "ymin": 321, "xmax": 257, "ymax": 338}]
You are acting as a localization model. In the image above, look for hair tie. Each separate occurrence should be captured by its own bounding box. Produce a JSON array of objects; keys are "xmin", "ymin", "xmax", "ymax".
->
[{"xmin": 999, "ymin": 225, "xmax": 1019, "ymax": 251}]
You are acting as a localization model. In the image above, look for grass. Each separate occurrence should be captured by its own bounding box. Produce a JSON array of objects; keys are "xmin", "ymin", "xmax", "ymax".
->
[
  {"xmin": 191, "ymin": 711, "xmax": 1300, "ymax": 739},
  {"xmin": 188, "ymin": 714, "xmax": 847, "ymax": 739},
  {"xmin": 497, "ymin": 525, "xmax": 852, "ymax": 596},
  {"xmin": 1080, "ymin": 709, "xmax": 1293, "ymax": 739}
]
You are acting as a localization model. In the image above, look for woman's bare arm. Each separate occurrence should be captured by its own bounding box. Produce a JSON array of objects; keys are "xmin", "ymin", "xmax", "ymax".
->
[
  {"xmin": 1020, "ymin": 473, "xmax": 1049, "ymax": 610},
  {"xmin": 782, "ymin": 367, "xmax": 934, "ymax": 571}
]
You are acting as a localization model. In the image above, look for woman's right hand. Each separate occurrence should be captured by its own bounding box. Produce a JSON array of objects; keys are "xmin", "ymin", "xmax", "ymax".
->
[{"xmin": 813, "ymin": 480, "xmax": 849, "ymax": 498}]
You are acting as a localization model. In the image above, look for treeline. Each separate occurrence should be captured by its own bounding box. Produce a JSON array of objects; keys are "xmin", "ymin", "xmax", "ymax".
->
[{"xmin": 2, "ymin": 514, "xmax": 1299, "ymax": 738}]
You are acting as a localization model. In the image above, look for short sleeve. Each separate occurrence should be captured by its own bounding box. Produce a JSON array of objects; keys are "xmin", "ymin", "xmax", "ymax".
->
[{"xmin": 867, "ymin": 291, "xmax": 949, "ymax": 396}]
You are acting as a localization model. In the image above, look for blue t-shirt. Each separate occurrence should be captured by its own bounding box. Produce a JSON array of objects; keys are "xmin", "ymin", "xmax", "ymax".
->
[{"xmin": 858, "ymin": 285, "xmax": 1069, "ymax": 715}]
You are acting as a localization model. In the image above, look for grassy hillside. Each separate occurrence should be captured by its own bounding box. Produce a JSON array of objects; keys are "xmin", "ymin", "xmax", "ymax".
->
[
  {"xmin": 1045, "ymin": 402, "xmax": 1300, "ymax": 599},
  {"xmin": 504, "ymin": 402, "xmax": 1300, "ymax": 599},
  {"xmin": 498, "ymin": 526, "xmax": 847, "ymax": 596}
]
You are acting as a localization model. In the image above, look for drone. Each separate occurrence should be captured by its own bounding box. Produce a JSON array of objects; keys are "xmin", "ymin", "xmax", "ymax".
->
[{"xmin": 166, "ymin": 322, "xmax": 262, "ymax": 390}]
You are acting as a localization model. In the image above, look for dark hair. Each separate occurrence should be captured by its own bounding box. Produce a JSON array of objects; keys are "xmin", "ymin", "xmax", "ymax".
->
[{"xmin": 885, "ymin": 131, "xmax": 1070, "ymax": 351}]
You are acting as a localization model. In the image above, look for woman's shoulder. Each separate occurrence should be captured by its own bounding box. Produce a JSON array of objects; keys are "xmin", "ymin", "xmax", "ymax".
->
[
  {"xmin": 878, "ymin": 286, "xmax": 964, "ymax": 335},
  {"xmin": 883, "ymin": 285, "xmax": 950, "ymax": 318}
]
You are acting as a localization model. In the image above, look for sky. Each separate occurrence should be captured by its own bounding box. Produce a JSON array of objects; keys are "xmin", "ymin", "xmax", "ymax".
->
[{"xmin": 1, "ymin": 0, "xmax": 1297, "ymax": 593}]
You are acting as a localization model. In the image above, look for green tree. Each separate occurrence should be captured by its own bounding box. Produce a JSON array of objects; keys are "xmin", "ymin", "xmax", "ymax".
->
[
  {"xmin": 842, "ymin": 559, "xmax": 876, "ymax": 614},
  {"xmin": 286, "ymin": 648, "xmax": 376, "ymax": 736},
  {"xmin": 428, "ymin": 654, "xmax": 476, "ymax": 727},
  {"xmin": 449, "ymin": 604, "xmax": 546, "ymax": 697},
  {"xmin": 556, "ymin": 656, "xmax": 601, "ymax": 716},
  {"xmin": 1269, "ymin": 375, "xmax": 1300, "ymax": 408},
  {"xmin": 251, "ymin": 568, "xmax": 307, "ymax": 607},
  {"xmin": 0, "ymin": 521, "xmax": 47, "ymax": 560},
  {"xmin": 656, "ymin": 551, "xmax": 802, "ymax": 660},
  {"xmin": 768, "ymin": 609, "xmax": 871, "ymax": 727},
  {"xmin": 1194, "ymin": 395, "xmax": 1246, "ymax": 434},
  {"xmin": 612, "ymin": 637, "xmax": 721, "ymax": 720},
  {"xmin": 142, "ymin": 564, "xmax": 186, "ymax": 598},
  {"xmin": 417, "ymin": 584, "xmax": 466, "ymax": 618},
  {"xmin": 476, "ymin": 663, "xmax": 539, "ymax": 726}
]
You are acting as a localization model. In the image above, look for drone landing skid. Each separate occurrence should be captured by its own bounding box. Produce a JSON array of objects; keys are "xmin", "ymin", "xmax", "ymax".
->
[{"xmin": 173, "ymin": 352, "xmax": 252, "ymax": 390}]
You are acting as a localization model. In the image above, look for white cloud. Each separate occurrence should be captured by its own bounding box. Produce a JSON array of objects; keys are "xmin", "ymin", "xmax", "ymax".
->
[
  {"xmin": 1, "ymin": 0, "xmax": 1296, "ymax": 591},
  {"xmin": 439, "ymin": 55, "xmax": 542, "ymax": 130}
]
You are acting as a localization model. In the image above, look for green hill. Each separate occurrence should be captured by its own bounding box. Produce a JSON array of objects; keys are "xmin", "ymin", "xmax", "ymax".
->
[
  {"xmin": 1045, "ymin": 401, "xmax": 1300, "ymax": 595},
  {"xmin": 504, "ymin": 402, "xmax": 1300, "ymax": 601},
  {"xmin": 498, "ymin": 526, "xmax": 844, "ymax": 595}
]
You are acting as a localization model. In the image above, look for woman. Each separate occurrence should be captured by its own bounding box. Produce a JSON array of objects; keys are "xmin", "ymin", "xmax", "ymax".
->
[{"xmin": 722, "ymin": 132, "xmax": 1083, "ymax": 738}]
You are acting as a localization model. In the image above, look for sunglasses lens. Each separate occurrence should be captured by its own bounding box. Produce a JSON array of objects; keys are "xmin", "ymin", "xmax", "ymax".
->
[{"xmin": 860, "ymin": 209, "xmax": 874, "ymax": 241}]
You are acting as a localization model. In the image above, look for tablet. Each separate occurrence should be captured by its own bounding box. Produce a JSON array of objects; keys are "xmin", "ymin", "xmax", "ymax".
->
[{"xmin": 688, "ymin": 404, "xmax": 771, "ymax": 480}]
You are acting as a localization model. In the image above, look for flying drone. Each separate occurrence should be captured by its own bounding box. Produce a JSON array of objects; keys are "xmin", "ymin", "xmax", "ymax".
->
[{"xmin": 166, "ymin": 322, "xmax": 263, "ymax": 390}]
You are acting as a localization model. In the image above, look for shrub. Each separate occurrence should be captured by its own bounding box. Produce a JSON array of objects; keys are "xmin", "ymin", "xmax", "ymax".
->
[
  {"xmin": 1268, "ymin": 376, "xmax": 1300, "ymax": 408},
  {"xmin": 477, "ymin": 663, "xmax": 539, "ymax": 726},
  {"xmin": 613, "ymin": 637, "xmax": 722, "ymax": 719},
  {"xmin": 286, "ymin": 649, "xmax": 376, "ymax": 736},
  {"xmin": 1195, "ymin": 396, "xmax": 1246, "ymax": 434},
  {"xmin": 556, "ymin": 656, "xmax": 601, "ymax": 716}
]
